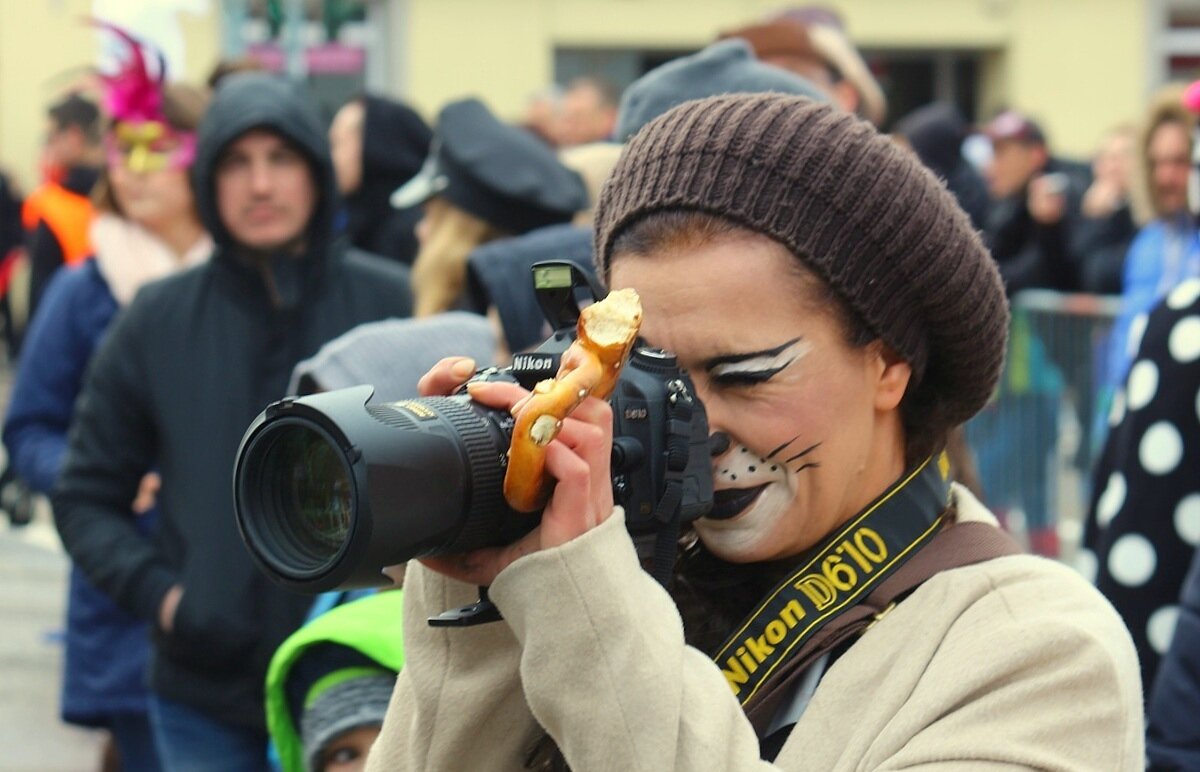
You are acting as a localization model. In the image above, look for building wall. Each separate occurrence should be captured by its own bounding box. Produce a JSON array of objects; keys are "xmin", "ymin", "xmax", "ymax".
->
[
  {"xmin": 0, "ymin": 0, "xmax": 1160, "ymax": 189},
  {"xmin": 0, "ymin": 1, "xmax": 220, "ymax": 192}
]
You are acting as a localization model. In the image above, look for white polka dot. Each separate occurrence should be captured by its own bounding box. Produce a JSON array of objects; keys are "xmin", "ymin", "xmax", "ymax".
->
[
  {"xmin": 1170, "ymin": 316, "xmax": 1200, "ymax": 363},
  {"xmin": 1075, "ymin": 548, "xmax": 1098, "ymax": 583},
  {"xmin": 1147, "ymin": 605, "xmax": 1181, "ymax": 654},
  {"xmin": 1108, "ymin": 533, "xmax": 1158, "ymax": 586},
  {"xmin": 1109, "ymin": 389, "xmax": 1126, "ymax": 427},
  {"xmin": 1167, "ymin": 279, "xmax": 1200, "ymax": 310},
  {"xmin": 1175, "ymin": 494, "xmax": 1200, "ymax": 545},
  {"xmin": 1127, "ymin": 360, "xmax": 1159, "ymax": 410},
  {"xmin": 1128, "ymin": 313, "xmax": 1150, "ymax": 359},
  {"xmin": 1096, "ymin": 473, "xmax": 1127, "ymax": 528},
  {"xmin": 1140, "ymin": 421, "xmax": 1184, "ymax": 475}
]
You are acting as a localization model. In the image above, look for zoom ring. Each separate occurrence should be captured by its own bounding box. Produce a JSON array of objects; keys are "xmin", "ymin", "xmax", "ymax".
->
[{"xmin": 425, "ymin": 397, "xmax": 509, "ymax": 552}]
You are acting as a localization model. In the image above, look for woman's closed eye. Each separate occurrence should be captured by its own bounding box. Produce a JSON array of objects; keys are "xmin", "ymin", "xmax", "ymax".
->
[
  {"xmin": 710, "ymin": 362, "xmax": 793, "ymax": 386},
  {"xmin": 706, "ymin": 337, "xmax": 809, "ymax": 387}
]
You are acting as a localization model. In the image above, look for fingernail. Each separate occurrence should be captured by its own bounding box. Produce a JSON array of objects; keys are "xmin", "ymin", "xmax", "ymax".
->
[{"xmin": 451, "ymin": 358, "xmax": 476, "ymax": 379}]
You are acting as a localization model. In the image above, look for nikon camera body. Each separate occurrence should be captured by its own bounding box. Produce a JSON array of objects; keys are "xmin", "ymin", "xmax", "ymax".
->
[{"xmin": 233, "ymin": 262, "xmax": 713, "ymax": 593}]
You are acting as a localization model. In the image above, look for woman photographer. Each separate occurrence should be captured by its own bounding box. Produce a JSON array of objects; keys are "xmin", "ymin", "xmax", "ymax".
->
[{"xmin": 368, "ymin": 95, "xmax": 1143, "ymax": 770}]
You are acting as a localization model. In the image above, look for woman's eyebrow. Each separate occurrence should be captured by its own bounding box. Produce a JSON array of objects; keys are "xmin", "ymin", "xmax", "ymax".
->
[{"xmin": 703, "ymin": 337, "xmax": 803, "ymax": 370}]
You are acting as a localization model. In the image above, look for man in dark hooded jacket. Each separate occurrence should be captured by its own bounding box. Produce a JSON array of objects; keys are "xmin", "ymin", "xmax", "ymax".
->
[{"xmin": 52, "ymin": 73, "xmax": 412, "ymax": 769}]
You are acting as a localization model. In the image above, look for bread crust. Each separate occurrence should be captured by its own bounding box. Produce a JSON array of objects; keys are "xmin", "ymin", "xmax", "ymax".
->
[{"xmin": 503, "ymin": 289, "xmax": 642, "ymax": 512}]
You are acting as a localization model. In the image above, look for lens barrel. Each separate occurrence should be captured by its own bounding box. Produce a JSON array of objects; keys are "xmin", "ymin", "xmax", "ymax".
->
[{"xmin": 234, "ymin": 385, "xmax": 526, "ymax": 592}]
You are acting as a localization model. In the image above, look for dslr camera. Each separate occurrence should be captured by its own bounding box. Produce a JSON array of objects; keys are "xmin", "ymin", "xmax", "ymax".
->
[{"xmin": 233, "ymin": 262, "xmax": 713, "ymax": 595}]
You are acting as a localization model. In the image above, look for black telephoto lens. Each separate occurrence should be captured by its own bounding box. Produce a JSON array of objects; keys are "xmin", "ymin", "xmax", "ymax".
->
[{"xmin": 234, "ymin": 385, "xmax": 531, "ymax": 592}]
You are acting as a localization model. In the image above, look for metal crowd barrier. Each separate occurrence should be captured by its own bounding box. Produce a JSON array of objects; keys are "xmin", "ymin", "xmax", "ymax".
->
[{"xmin": 963, "ymin": 290, "xmax": 1123, "ymax": 561}]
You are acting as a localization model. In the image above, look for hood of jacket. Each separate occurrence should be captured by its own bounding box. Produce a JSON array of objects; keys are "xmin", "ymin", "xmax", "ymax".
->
[
  {"xmin": 191, "ymin": 73, "xmax": 338, "ymax": 305},
  {"xmin": 344, "ymin": 95, "xmax": 431, "ymax": 249},
  {"xmin": 265, "ymin": 591, "xmax": 404, "ymax": 772},
  {"xmin": 893, "ymin": 102, "xmax": 967, "ymax": 180}
]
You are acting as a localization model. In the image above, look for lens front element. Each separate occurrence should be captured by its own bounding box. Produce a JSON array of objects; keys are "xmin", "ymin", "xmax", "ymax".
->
[{"xmin": 254, "ymin": 422, "xmax": 355, "ymax": 576}]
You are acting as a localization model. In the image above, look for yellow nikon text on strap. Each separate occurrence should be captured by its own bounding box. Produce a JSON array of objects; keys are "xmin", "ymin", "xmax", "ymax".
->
[{"xmin": 716, "ymin": 455, "xmax": 951, "ymax": 703}]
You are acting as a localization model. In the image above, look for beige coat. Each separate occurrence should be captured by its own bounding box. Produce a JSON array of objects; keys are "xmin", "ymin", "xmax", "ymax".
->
[{"xmin": 367, "ymin": 485, "xmax": 1143, "ymax": 771}]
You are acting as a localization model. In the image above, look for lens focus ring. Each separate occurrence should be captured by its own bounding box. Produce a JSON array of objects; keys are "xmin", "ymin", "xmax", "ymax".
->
[{"xmin": 422, "ymin": 397, "xmax": 510, "ymax": 551}]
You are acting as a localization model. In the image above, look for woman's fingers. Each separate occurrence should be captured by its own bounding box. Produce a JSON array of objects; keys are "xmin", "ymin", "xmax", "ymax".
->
[
  {"xmin": 417, "ymin": 356, "xmax": 477, "ymax": 397},
  {"xmin": 465, "ymin": 380, "xmax": 529, "ymax": 411},
  {"xmin": 540, "ymin": 397, "xmax": 616, "ymax": 546}
]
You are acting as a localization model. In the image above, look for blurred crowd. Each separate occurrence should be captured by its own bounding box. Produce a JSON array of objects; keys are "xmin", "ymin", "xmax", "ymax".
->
[{"xmin": 1, "ymin": 6, "xmax": 1200, "ymax": 772}]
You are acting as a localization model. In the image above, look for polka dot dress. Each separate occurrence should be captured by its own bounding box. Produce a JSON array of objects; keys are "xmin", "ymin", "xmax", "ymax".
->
[{"xmin": 1082, "ymin": 278, "xmax": 1200, "ymax": 692}]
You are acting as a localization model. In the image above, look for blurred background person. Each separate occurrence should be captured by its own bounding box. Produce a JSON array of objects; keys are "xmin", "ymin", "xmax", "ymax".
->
[
  {"xmin": 0, "ymin": 166, "xmax": 23, "ymax": 369},
  {"xmin": 21, "ymin": 93, "xmax": 104, "ymax": 348},
  {"xmin": 725, "ymin": 6, "xmax": 887, "ymax": 127},
  {"xmin": 3, "ymin": 25, "xmax": 212, "ymax": 770},
  {"xmin": 1103, "ymin": 85, "xmax": 1198, "ymax": 397},
  {"xmin": 892, "ymin": 102, "xmax": 989, "ymax": 230},
  {"xmin": 1072, "ymin": 124, "xmax": 1138, "ymax": 296},
  {"xmin": 51, "ymin": 71, "xmax": 412, "ymax": 771},
  {"xmin": 554, "ymin": 76, "xmax": 619, "ymax": 147},
  {"xmin": 1081, "ymin": 276, "xmax": 1200, "ymax": 701},
  {"xmin": 1147, "ymin": 542, "xmax": 1200, "ymax": 770},
  {"xmin": 519, "ymin": 85, "xmax": 564, "ymax": 146},
  {"xmin": 392, "ymin": 97, "xmax": 588, "ymax": 317},
  {"xmin": 967, "ymin": 109, "xmax": 1087, "ymax": 556},
  {"xmin": 982, "ymin": 109, "xmax": 1087, "ymax": 294},
  {"xmin": 329, "ymin": 94, "xmax": 432, "ymax": 266}
]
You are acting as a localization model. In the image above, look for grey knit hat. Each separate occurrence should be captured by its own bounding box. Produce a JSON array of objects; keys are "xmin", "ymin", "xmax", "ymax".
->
[
  {"xmin": 614, "ymin": 39, "xmax": 828, "ymax": 143},
  {"xmin": 288, "ymin": 311, "xmax": 497, "ymax": 401},
  {"xmin": 300, "ymin": 672, "xmax": 394, "ymax": 771},
  {"xmin": 594, "ymin": 93, "xmax": 1008, "ymax": 427}
]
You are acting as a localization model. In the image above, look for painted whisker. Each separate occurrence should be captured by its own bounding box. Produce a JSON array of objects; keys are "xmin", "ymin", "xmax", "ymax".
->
[
  {"xmin": 765, "ymin": 435, "xmax": 801, "ymax": 460},
  {"xmin": 784, "ymin": 442, "xmax": 820, "ymax": 463}
]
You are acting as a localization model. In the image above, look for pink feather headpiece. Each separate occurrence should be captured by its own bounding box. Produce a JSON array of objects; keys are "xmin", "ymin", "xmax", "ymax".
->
[
  {"xmin": 1185, "ymin": 80, "xmax": 1200, "ymax": 116},
  {"xmin": 92, "ymin": 19, "xmax": 168, "ymax": 124}
]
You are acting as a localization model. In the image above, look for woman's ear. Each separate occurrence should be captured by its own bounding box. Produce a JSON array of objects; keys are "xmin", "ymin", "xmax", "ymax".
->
[{"xmin": 870, "ymin": 342, "xmax": 912, "ymax": 412}]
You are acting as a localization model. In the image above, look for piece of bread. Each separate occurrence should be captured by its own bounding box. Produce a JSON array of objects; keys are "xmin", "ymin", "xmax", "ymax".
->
[{"xmin": 503, "ymin": 289, "xmax": 642, "ymax": 512}]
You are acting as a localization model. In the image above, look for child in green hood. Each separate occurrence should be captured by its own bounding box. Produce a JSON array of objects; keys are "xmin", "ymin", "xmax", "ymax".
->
[{"xmin": 265, "ymin": 591, "xmax": 403, "ymax": 772}]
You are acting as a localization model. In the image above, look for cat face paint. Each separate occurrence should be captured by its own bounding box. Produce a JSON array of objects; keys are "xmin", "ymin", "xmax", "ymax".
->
[{"xmin": 609, "ymin": 232, "xmax": 909, "ymax": 564}]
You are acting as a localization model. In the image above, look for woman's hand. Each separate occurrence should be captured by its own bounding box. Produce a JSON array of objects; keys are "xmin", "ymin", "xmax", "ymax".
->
[{"xmin": 413, "ymin": 356, "xmax": 616, "ymax": 587}]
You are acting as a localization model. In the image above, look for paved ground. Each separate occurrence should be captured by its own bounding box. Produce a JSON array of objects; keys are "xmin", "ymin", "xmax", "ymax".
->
[
  {"xmin": 0, "ymin": 359, "xmax": 106, "ymax": 772},
  {"xmin": 1, "ymin": 504, "xmax": 107, "ymax": 771}
]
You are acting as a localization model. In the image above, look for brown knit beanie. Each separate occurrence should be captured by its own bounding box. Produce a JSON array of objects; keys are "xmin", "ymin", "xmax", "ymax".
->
[{"xmin": 594, "ymin": 93, "xmax": 1008, "ymax": 427}]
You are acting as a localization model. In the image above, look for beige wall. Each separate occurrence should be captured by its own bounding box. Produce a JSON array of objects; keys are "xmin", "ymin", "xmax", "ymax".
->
[
  {"xmin": 1003, "ymin": 0, "xmax": 1147, "ymax": 157},
  {"xmin": 0, "ymin": 0, "xmax": 1156, "ymax": 188},
  {"xmin": 396, "ymin": 0, "xmax": 1152, "ymax": 159},
  {"xmin": 0, "ymin": 1, "xmax": 220, "ymax": 192}
]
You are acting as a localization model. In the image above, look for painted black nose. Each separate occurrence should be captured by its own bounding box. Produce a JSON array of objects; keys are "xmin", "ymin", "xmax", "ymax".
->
[{"xmin": 708, "ymin": 431, "xmax": 731, "ymax": 457}]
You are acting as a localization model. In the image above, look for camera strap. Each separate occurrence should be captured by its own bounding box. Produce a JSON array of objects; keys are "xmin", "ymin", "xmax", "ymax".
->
[
  {"xmin": 648, "ymin": 379, "xmax": 696, "ymax": 586},
  {"xmin": 713, "ymin": 455, "xmax": 954, "ymax": 713}
]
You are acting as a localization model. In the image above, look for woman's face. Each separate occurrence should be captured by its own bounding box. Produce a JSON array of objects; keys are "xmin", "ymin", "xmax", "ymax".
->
[
  {"xmin": 108, "ymin": 159, "xmax": 195, "ymax": 233},
  {"xmin": 608, "ymin": 232, "xmax": 910, "ymax": 563}
]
